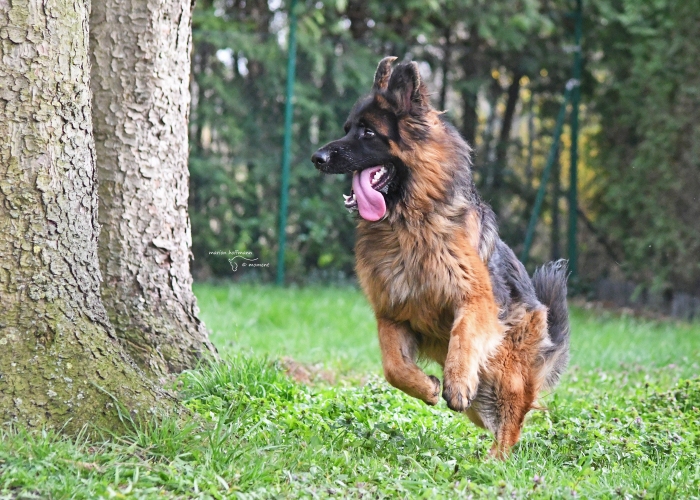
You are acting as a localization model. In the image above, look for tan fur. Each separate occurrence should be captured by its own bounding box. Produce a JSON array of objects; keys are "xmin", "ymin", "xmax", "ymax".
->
[
  {"xmin": 465, "ymin": 210, "xmax": 482, "ymax": 251},
  {"xmin": 388, "ymin": 112, "xmax": 457, "ymax": 216},
  {"xmin": 377, "ymin": 318, "xmax": 441, "ymax": 404}
]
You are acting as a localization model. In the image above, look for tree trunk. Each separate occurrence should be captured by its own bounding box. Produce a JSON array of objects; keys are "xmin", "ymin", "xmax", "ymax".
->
[
  {"xmin": 90, "ymin": 0, "xmax": 218, "ymax": 378},
  {"xmin": 459, "ymin": 27, "xmax": 482, "ymax": 147},
  {"xmin": 439, "ymin": 26, "xmax": 451, "ymax": 112},
  {"xmin": 491, "ymin": 71, "xmax": 522, "ymax": 214},
  {"xmin": 460, "ymin": 78, "xmax": 479, "ymax": 146},
  {"xmin": 0, "ymin": 0, "xmax": 172, "ymax": 433},
  {"xmin": 494, "ymin": 71, "xmax": 523, "ymax": 171},
  {"xmin": 526, "ymin": 97, "xmax": 535, "ymax": 190}
]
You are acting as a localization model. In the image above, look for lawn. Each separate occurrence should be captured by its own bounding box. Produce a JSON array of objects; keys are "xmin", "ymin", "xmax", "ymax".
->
[{"xmin": 1, "ymin": 283, "xmax": 699, "ymax": 498}]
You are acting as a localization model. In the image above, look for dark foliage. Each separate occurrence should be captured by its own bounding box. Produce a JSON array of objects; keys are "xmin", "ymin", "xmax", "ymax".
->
[{"xmin": 188, "ymin": 0, "xmax": 700, "ymax": 293}]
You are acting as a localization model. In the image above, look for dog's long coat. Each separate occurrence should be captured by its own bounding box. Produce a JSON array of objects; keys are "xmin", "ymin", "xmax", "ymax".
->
[{"xmin": 312, "ymin": 57, "xmax": 569, "ymax": 457}]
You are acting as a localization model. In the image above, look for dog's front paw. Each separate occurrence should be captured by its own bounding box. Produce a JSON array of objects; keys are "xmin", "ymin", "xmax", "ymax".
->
[
  {"xmin": 424, "ymin": 375, "xmax": 441, "ymax": 406},
  {"xmin": 442, "ymin": 369, "xmax": 478, "ymax": 412}
]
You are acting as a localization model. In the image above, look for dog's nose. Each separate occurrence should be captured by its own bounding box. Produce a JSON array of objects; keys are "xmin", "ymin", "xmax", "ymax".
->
[{"xmin": 311, "ymin": 149, "xmax": 330, "ymax": 168}]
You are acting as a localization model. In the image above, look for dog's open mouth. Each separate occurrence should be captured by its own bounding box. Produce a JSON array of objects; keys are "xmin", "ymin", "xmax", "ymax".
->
[{"xmin": 343, "ymin": 165, "xmax": 395, "ymax": 221}]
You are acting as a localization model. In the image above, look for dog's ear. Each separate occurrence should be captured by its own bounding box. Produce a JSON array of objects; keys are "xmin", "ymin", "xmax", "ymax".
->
[
  {"xmin": 373, "ymin": 56, "xmax": 397, "ymax": 91},
  {"xmin": 386, "ymin": 61, "xmax": 429, "ymax": 114}
]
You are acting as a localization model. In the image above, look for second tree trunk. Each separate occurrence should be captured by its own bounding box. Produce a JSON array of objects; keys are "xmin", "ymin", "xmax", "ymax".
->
[{"xmin": 90, "ymin": 0, "xmax": 218, "ymax": 377}]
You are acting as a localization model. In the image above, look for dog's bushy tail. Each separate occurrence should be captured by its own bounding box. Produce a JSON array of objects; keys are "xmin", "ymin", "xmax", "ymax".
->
[{"xmin": 532, "ymin": 260, "xmax": 570, "ymax": 389}]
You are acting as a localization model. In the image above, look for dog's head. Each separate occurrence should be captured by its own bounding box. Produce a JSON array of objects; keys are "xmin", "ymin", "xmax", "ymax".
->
[{"xmin": 311, "ymin": 57, "xmax": 471, "ymax": 222}]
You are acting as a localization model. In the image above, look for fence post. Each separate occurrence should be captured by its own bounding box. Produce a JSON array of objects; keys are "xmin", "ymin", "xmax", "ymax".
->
[{"xmin": 567, "ymin": 0, "xmax": 583, "ymax": 282}]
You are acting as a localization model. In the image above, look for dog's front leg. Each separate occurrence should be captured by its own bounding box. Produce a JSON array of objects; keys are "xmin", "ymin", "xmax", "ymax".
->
[
  {"xmin": 442, "ymin": 297, "xmax": 503, "ymax": 412},
  {"xmin": 377, "ymin": 318, "xmax": 441, "ymax": 405}
]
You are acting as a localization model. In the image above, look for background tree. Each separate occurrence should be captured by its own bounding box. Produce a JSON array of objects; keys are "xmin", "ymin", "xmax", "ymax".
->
[
  {"xmin": 0, "ymin": 0, "xmax": 170, "ymax": 432},
  {"xmin": 90, "ymin": 0, "xmax": 219, "ymax": 377}
]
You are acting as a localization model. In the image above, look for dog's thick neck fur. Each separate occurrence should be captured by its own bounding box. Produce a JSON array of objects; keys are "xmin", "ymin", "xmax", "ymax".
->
[
  {"xmin": 354, "ymin": 104, "xmax": 495, "ymax": 316},
  {"xmin": 364, "ymin": 99, "xmax": 499, "ymax": 265}
]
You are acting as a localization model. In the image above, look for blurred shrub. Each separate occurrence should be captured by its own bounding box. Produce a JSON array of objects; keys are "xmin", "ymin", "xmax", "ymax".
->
[{"xmin": 188, "ymin": 0, "xmax": 700, "ymax": 294}]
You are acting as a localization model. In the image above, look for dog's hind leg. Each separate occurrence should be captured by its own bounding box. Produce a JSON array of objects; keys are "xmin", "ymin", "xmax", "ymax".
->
[
  {"xmin": 487, "ymin": 371, "xmax": 535, "ymax": 459},
  {"xmin": 442, "ymin": 296, "xmax": 504, "ymax": 412},
  {"xmin": 486, "ymin": 308, "xmax": 547, "ymax": 459},
  {"xmin": 377, "ymin": 318, "xmax": 441, "ymax": 405}
]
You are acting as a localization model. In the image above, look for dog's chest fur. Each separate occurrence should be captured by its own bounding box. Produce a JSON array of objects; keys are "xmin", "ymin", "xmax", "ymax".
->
[{"xmin": 355, "ymin": 216, "xmax": 485, "ymax": 339}]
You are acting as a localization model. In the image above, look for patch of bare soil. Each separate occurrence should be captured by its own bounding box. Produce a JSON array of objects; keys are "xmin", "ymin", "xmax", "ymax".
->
[{"xmin": 280, "ymin": 357, "xmax": 338, "ymax": 385}]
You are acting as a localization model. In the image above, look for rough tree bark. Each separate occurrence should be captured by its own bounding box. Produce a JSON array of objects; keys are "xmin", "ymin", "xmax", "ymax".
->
[
  {"xmin": 0, "ymin": 0, "xmax": 172, "ymax": 432},
  {"xmin": 89, "ymin": 0, "xmax": 218, "ymax": 378}
]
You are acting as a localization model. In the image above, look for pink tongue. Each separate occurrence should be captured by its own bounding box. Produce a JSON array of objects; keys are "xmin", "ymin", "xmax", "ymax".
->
[{"xmin": 352, "ymin": 168, "xmax": 386, "ymax": 221}]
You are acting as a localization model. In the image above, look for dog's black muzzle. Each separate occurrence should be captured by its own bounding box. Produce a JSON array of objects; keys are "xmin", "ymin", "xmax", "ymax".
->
[{"xmin": 311, "ymin": 141, "xmax": 353, "ymax": 174}]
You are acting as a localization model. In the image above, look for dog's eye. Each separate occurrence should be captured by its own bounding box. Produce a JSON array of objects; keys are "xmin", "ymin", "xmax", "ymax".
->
[{"xmin": 361, "ymin": 127, "xmax": 375, "ymax": 139}]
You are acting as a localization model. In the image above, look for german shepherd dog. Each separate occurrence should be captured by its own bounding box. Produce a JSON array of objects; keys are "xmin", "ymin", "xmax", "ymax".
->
[{"xmin": 311, "ymin": 57, "xmax": 570, "ymax": 458}]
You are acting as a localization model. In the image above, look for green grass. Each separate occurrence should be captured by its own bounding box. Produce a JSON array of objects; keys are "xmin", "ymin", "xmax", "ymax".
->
[
  {"xmin": 1, "ymin": 284, "xmax": 699, "ymax": 498},
  {"xmin": 195, "ymin": 284, "xmax": 380, "ymax": 373}
]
